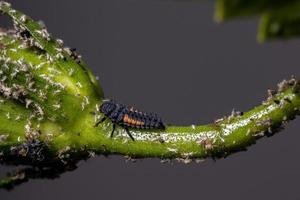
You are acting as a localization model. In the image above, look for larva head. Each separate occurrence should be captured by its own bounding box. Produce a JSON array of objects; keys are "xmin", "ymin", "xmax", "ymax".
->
[{"xmin": 100, "ymin": 100, "xmax": 116, "ymax": 116}]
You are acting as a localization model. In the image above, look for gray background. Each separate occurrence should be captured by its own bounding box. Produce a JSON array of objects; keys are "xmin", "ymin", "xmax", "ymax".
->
[{"xmin": 1, "ymin": 0, "xmax": 300, "ymax": 199}]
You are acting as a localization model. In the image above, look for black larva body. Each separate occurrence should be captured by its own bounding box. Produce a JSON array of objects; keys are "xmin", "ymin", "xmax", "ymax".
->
[{"xmin": 96, "ymin": 100, "xmax": 165, "ymax": 141}]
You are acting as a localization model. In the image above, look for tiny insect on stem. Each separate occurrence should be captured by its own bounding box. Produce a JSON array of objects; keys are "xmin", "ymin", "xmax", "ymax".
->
[{"xmin": 96, "ymin": 100, "xmax": 165, "ymax": 141}]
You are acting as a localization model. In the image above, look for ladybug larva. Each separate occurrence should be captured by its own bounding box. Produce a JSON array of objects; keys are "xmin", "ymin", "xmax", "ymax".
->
[{"xmin": 95, "ymin": 100, "xmax": 166, "ymax": 141}]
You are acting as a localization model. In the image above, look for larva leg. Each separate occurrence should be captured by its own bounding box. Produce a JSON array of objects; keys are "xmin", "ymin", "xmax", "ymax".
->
[
  {"xmin": 110, "ymin": 123, "xmax": 116, "ymax": 138},
  {"xmin": 125, "ymin": 128, "xmax": 135, "ymax": 141},
  {"xmin": 94, "ymin": 117, "xmax": 106, "ymax": 127}
]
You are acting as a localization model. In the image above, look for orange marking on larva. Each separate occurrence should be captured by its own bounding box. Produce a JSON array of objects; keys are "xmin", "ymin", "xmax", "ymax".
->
[
  {"xmin": 127, "ymin": 118, "xmax": 132, "ymax": 124},
  {"xmin": 131, "ymin": 119, "xmax": 137, "ymax": 125},
  {"xmin": 123, "ymin": 114, "xmax": 129, "ymax": 122},
  {"xmin": 137, "ymin": 121, "xmax": 145, "ymax": 126}
]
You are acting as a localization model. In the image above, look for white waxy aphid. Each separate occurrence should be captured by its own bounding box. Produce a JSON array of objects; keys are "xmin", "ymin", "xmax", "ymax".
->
[
  {"xmin": 18, "ymin": 64, "xmax": 29, "ymax": 72},
  {"xmin": 35, "ymin": 104, "xmax": 44, "ymax": 116},
  {"xmin": 268, "ymin": 127, "xmax": 273, "ymax": 134},
  {"xmin": 68, "ymin": 68, "xmax": 74, "ymax": 76},
  {"xmin": 55, "ymin": 52, "xmax": 64, "ymax": 60},
  {"xmin": 17, "ymin": 44, "xmax": 27, "ymax": 49},
  {"xmin": 46, "ymin": 53, "xmax": 51, "ymax": 61},
  {"xmin": 55, "ymin": 47, "xmax": 63, "ymax": 52},
  {"xmin": 81, "ymin": 102, "xmax": 86, "ymax": 111},
  {"xmin": 254, "ymin": 132, "xmax": 264, "ymax": 137},
  {"xmin": 56, "ymin": 39, "xmax": 64, "ymax": 46},
  {"xmin": 9, "ymin": 9, "xmax": 16, "ymax": 14},
  {"xmin": 35, "ymin": 29, "xmax": 51, "ymax": 41},
  {"xmin": 25, "ymin": 99, "xmax": 33, "ymax": 108},
  {"xmin": 81, "ymin": 96, "xmax": 90, "ymax": 111},
  {"xmin": 9, "ymin": 48, "xmax": 17, "ymax": 52},
  {"xmin": 176, "ymin": 158, "xmax": 192, "ymax": 164},
  {"xmin": 95, "ymin": 104, "xmax": 100, "ymax": 112},
  {"xmin": 283, "ymin": 115, "xmax": 287, "ymax": 121},
  {"xmin": 27, "ymin": 81, "xmax": 35, "ymax": 90},
  {"xmin": 17, "ymin": 57, "xmax": 24, "ymax": 65},
  {"xmin": 15, "ymin": 115, "xmax": 21, "ymax": 121},
  {"xmin": 39, "ymin": 74, "xmax": 65, "ymax": 89},
  {"xmin": 1, "ymin": 76, "xmax": 7, "ymax": 82},
  {"xmin": 219, "ymin": 136, "xmax": 225, "ymax": 142},
  {"xmin": 53, "ymin": 104, "xmax": 61, "ymax": 110},
  {"xmin": 45, "ymin": 133, "xmax": 53, "ymax": 142},
  {"xmin": 182, "ymin": 152, "xmax": 195, "ymax": 158},
  {"xmin": 160, "ymin": 159, "xmax": 171, "ymax": 164},
  {"xmin": 46, "ymin": 53, "xmax": 53, "ymax": 62},
  {"xmin": 195, "ymin": 159, "xmax": 205, "ymax": 163},
  {"xmin": 10, "ymin": 69, "xmax": 19, "ymax": 78},
  {"xmin": 9, "ymin": 39, "xmax": 16, "ymax": 45},
  {"xmin": 41, "ymin": 29, "xmax": 51, "ymax": 40},
  {"xmin": 47, "ymin": 67, "xmax": 62, "ymax": 75},
  {"xmin": 28, "ymin": 62, "xmax": 34, "ymax": 69},
  {"xmin": 53, "ymin": 89, "xmax": 61, "ymax": 94},
  {"xmin": 88, "ymin": 151, "xmax": 96, "ymax": 158},
  {"xmin": 183, "ymin": 158, "xmax": 192, "ymax": 164},
  {"xmin": 0, "ymin": 134, "xmax": 9, "ymax": 142},
  {"xmin": 167, "ymin": 147, "xmax": 178, "ymax": 153},
  {"xmin": 19, "ymin": 15, "xmax": 27, "ymax": 23},
  {"xmin": 38, "ymin": 90, "xmax": 47, "ymax": 99},
  {"xmin": 215, "ymin": 117, "xmax": 226, "ymax": 124},
  {"xmin": 63, "ymin": 47, "xmax": 72, "ymax": 56},
  {"xmin": 0, "ymin": 83, "xmax": 12, "ymax": 98},
  {"xmin": 6, "ymin": 112, "xmax": 10, "ymax": 119},
  {"xmin": 56, "ymin": 82, "xmax": 65, "ymax": 90},
  {"xmin": 76, "ymin": 82, "xmax": 82, "ymax": 88},
  {"xmin": 58, "ymin": 146, "xmax": 71, "ymax": 164},
  {"xmin": 0, "ymin": 48, "xmax": 7, "ymax": 57},
  {"xmin": 1, "ymin": 64, "xmax": 7, "ymax": 70},
  {"xmin": 35, "ymin": 62, "xmax": 46, "ymax": 69},
  {"xmin": 0, "ymin": 1, "xmax": 11, "ymax": 8},
  {"xmin": 94, "ymin": 113, "xmax": 101, "ymax": 123},
  {"xmin": 84, "ymin": 96, "xmax": 90, "ymax": 105}
]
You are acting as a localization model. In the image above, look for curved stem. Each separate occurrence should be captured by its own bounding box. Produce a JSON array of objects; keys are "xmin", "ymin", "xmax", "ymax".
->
[
  {"xmin": 1, "ymin": 79, "xmax": 298, "ymax": 163},
  {"xmin": 50, "ymin": 81, "xmax": 300, "ymax": 161},
  {"xmin": 0, "ymin": 0, "xmax": 299, "ymax": 189}
]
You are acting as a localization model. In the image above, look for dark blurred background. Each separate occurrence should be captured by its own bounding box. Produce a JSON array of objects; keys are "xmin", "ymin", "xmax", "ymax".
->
[{"xmin": 1, "ymin": 0, "xmax": 300, "ymax": 199}]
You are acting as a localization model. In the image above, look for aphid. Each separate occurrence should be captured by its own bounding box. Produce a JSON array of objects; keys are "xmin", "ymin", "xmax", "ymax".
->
[{"xmin": 95, "ymin": 100, "xmax": 165, "ymax": 141}]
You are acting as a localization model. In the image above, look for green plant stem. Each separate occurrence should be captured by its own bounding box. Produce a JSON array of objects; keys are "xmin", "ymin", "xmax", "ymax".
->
[
  {"xmin": 0, "ymin": 80, "xmax": 299, "ymax": 165},
  {"xmin": 48, "ymin": 84, "xmax": 300, "ymax": 160},
  {"xmin": 0, "ymin": 0, "xmax": 300, "ymax": 189},
  {"xmin": 0, "ymin": 77, "xmax": 298, "ymax": 161}
]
